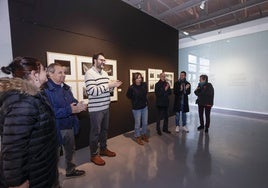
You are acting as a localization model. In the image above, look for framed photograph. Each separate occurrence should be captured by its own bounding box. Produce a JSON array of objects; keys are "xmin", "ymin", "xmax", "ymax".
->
[
  {"xmin": 110, "ymin": 88, "xmax": 118, "ymax": 102},
  {"xmin": 104, "ymin": 59, "xmax": 118, "ymax": 101},
  {"xmin": 47, "ymin": 52, "xmax": 76, "ymax": 80},
  {"xmin": 165, "ymin": 72, "xmax": 174, "ymax": 89},
  {"xmin": 65, "ymin": 81, "xmax": 78, "ymax": 100},
  {"xmin": 129, "ymin": 69, "xmax": 146, "ymax": 85},
  {"xmin": 76, "ymin": 55, "xmax": 92, "ymax": 80},
  {"xmin": 77, "ymin": 82, "xmax": 88, "ymax": 104},
  {"xmin": 148, "ymin": 68, "xmax": 162, "ymax": 92},
  {"xmin": 104, "ymin": 59, "xmax": 117, "ymax": 78},
  {"xmin": 148, "ymin": 68, "xmax": 156, "ymax": 80},
  {"xmin": 148, "ymin": 80, "xmax": 157, "ymax": 92}
]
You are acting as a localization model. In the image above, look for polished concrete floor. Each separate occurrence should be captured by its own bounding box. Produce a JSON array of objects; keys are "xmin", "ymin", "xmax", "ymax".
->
[{"xmin": 58, "ymin": 111, "xmax": 268, "ymax": 188}]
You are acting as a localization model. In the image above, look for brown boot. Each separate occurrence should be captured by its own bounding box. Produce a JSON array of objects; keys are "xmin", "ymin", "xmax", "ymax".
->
[
  {"xmin": 91, "ymin": 155, "xmax": 105, "ymax": 166},
  {"xmin": 135, "ymin": 136, "xmax": 144, "ymax": 145},
  {"xmin": 141, "ymin": 134, "xmax": 149, "ymax": 142},
  {"xmin": 100, "ymin": 148, "xmax": 116, "ymax": 157}
]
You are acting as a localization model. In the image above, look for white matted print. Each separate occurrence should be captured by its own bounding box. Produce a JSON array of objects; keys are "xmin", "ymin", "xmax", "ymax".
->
[
  {"xmin": 148, "ymin": 68, "xmax": 162, "ymax": 92},
  {"xmin": 76, "ymin": 55, "xmax": 92, "ymax": 81},
  {"xmin": 104, "ymin": 59, "xmax": 118, "ymax": 101},
  {"xmin": 65, "ymin": 81, "xmax": 78, "ymax": 100},
  {"xmin": 77, "ymin": 81, "xmax": 88, "ymax": 104},
  {"xmin": 110, "ymin": 87, "xmax": 118, "ymax": 102},
  {"xmin": 165, "ymin": 72, "xmax": 174, "ymax": 89},
  {"xmin": 47, "ymin": 52, "xmax": 76, "ymax": 80},
  {"xmin": 148, "ymin": 80, "xmax": 158, "ymax": 92},
  {"xmin": 129, "ymin": 69, "xmax": 146, "ymax": 85}
]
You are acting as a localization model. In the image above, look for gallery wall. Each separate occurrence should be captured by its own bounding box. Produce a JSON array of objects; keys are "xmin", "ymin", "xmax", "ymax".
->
[
  {"xmin": 179, "ymin": 19, "xmax": 268, "ymax": 116},
  {"xmin": 0, "ymin": 0, "xmax": 12, "ymax": 72},
  {"xmin": 8, "ymin": 0, "xmax": 178, "ymax": 149}
]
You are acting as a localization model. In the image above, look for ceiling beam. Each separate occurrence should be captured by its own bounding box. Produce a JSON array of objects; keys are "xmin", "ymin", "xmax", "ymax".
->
[
  {"xmin": 176, "ymin": 0, "xmax": 268, "ymax": 30},
  {"xmin": 158, "ymin": 0, "xmax": 205, "ymax": 19}
]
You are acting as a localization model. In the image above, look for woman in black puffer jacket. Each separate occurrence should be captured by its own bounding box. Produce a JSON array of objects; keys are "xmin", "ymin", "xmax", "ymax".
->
[{"xmin": 0, "ymin": 57, "xmax": 59, "ymax": 188}]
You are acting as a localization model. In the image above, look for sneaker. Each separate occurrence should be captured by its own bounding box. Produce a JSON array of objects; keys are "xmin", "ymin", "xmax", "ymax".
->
[
  {"xmin": 91, "ymin": 155, "xmax": 105, "ymax": 166},
  {"xmin": 197, "ymin": 125, "xmax": 204, "ymax": 131},
  {"xmin": 141, "ymin": 134, "xmax": 149, "ymax": 142},
  {"xmin": 182, "ymin": 126, "xmax": 189, "ymax": 133},
  {"xmin": 66, "ymin": 169, "xmax": 86, "ymax": 178},
  {"xmin": 205, "ymin": 127, "xmax": 209, "ymax": 133},
  {"xmin": 135, "ymin": 136, "xmax": 144, "ymax": 145},
  {"xmin": 100, "ymin": 148, "xmax": 116, "ymax": 157},
  {"xmin": 175, "ymin": 126, "xmax": 180, "ymax": 132}
]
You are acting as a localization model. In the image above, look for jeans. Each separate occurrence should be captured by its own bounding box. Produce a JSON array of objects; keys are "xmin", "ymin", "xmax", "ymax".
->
[
  {"xmin": 132, "ymin": 106, "xmax": 148, "ymax": 137},
  {"xmin": 198, "ymin": 105, "xmax": 212, "ymax": 128},
  {"xmin": 60, "ymin": 129, "xmax": 76, "ymax": 174},
  {"xmin": 156, "ymin": 106, "xmax": 169, "ymax": 131},
  {"xmin": 175, "ymin": 111, "xmax": 187, "ymax": 126},
  {"xmin": 89, "ymin": 109, "xmax": 109, "ymax": 156}
]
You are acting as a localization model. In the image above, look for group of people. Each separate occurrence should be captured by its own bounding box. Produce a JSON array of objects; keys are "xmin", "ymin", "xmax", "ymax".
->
[
  {"xmin": 0, "ymin": 53, "xmax": 214, "ymax": 187},
  {"xmin": 126, "ymin": 71, "xmax": 214, "ymax": 145}
]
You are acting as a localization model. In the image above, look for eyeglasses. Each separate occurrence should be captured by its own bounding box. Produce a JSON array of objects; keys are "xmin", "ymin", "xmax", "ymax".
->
[{"xmin": 98, "ymin": 58, "xmax": 106, "ymax": 62}]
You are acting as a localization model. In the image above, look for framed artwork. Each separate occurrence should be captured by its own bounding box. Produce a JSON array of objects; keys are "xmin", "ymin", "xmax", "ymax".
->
[
  {"xmin": 77, "ymin": 82, "xmax": 88, "ymax": 104},
  {"xmin": 148, "ymin": 80, "xmax": 158, "ymax": 92},
  {"xmin": 65, "ymin": 81, "xmax": 78, "ymax": 100},
  {"xmin": 148, "ymin": 68, "xmax": 162, "ymax": 92},
  {"xmin": 104, "ymin": 59, "xmax": 118, "ymax": 101},
  {"xmin": 129, "ymin": 69, "xmax": 146, "ymax": 85},
  {"xmin": 110, "ymin": 88, "xmax": 118, "ymax": 102},
  {"xmin": 148, "ymin": 68, "xmax": 156, "ymax": 80},
  {"xmin": 76, "ymin": 55, "xmax": 92, "ymax": 80},
  {"xmin": 165, "ymin": 72, "xmax": 174, "ymax": 89},
  {"xmin": 47, "ymin": 52, "xmax": 76, "ymax": 80}
]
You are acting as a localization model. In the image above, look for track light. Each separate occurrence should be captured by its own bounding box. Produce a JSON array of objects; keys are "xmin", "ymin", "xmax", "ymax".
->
[{"xmin": 183, "ymin": 31, "xmax": 189, "ymax": 36}]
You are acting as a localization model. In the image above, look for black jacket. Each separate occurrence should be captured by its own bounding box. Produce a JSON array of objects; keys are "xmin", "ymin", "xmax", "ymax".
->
[
  {"xmin": 194, "ymin": 82, "xmax": 214, "ymax": 106},
  {"xmin": 173, "ymin": 79, "xmax": 191, "ymax": 112},
  {"xmin": 126, "ymin": 82, "xmax": 148, "ymax": 110},
  {"xmin": 155, "ymin": 80, "xmax": 171, "ymax": 107},
  {"xmin": 0, "ymin": 78, "xmax": 58, "ymax": 188}
]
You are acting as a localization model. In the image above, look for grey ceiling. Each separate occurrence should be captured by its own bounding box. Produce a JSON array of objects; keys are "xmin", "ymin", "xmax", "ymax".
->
[{"xmin": 121, "ymin": 0, "xmax": 268, "ymax": 39}]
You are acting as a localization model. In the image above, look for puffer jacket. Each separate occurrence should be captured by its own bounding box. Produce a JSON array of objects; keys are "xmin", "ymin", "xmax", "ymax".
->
[{"xmin": 0, "ymin": 77, "xmax": 58, "ymax": 188}]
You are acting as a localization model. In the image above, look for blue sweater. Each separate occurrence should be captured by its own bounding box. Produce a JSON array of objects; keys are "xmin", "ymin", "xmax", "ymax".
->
[{"xmin": 44, "ymin": 78, "xmax": 79, "ymax": 144}]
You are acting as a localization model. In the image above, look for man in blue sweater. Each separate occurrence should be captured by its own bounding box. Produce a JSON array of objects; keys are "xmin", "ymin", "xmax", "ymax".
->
[{"xmin": 45, "ymin": 63, "xmax": 87, "ymax": 178}]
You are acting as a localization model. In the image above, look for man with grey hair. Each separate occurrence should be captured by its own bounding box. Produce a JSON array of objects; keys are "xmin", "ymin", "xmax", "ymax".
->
[{"xmin": 44, "ymin": 63, "xmax": 87, "ymax": 178}]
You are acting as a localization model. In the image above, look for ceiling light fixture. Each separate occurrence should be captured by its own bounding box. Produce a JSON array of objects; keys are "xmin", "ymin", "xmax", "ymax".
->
[{"xmin": 183, "ymin": 31, "xmax": 189, "ymax": 36}]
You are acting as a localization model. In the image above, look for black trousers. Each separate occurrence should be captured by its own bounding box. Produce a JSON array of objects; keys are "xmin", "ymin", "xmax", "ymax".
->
[
  {"xmin": 156, "ymin": 106, "xmax": 169, "ymax": 131},
  {"xmin": 198, "ymin": 105, "xmax": 212, "ymax": 128}
]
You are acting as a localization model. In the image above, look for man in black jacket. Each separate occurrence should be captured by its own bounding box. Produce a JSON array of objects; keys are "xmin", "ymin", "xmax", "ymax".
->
[
  {"xmin": 173, "ymin": 71, "xmax": 191, "ymax": 133},
  {"xmin": 155, "ymin": 72, "xmax": 172, "ymax": 135},
  {"xmin": 194, "ymin": 74, "xmax": 214, "ymax": 133}
]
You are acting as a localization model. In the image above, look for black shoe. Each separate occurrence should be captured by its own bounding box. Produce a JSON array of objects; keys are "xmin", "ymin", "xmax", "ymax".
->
[
  {"xmin": 163, "ymin": 130, "xmax": 171, "ymax": 134},
  {"xmin": 205, "ymin": 127, "xmax": 209, "ymax": 133},
  {"xmin": 66, "ymin": 169, "xmax": 86, "ymax": 178},
  {"xmin": 197, "ymin": 125, "xmax": 204, "ymax": 131},
  {"xmin": 157, "ymin": 130, "xmax": 162, "ymax": 136}
]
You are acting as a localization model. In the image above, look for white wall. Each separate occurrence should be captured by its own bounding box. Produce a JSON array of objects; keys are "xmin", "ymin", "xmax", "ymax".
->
[
  {"xmin": 179, "ymin": 17, "xmax": 268, "ymax": 115},
  {"xmin": 0, "ymin": 0, "xmax": 13, "ymax": 77}
]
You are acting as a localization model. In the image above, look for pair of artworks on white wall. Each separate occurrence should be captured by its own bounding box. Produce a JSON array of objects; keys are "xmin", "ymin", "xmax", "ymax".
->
[
  {"xmin": 47, "ymin": 52, "xmax": 118, "ymax": 102},
  {"xmin": 129, "ymin": 68, "xmax": 174, "ymax": 92}
]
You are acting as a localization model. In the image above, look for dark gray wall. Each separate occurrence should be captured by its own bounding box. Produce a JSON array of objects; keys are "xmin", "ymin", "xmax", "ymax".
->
[{"xmin": 9, "ymin": 0, "xmax": 178, "ymax": 149}]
